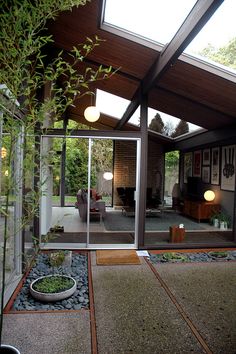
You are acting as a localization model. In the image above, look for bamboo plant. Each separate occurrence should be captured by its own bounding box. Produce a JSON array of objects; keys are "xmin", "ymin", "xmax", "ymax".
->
[{"xmin": 0, "ymin": 0, "xmax": 114, "ymax": 348}]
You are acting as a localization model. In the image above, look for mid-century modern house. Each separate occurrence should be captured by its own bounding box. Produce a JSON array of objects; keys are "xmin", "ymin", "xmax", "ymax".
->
[{"xmin": 1, "ymin": 0, "xmax": 236, "ymax": 304}]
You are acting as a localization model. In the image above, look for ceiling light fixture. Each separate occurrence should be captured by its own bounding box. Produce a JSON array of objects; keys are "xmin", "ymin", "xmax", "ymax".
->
[
  {"xmin": 84, "ymin": 92, "xmax": 100, "ymax": 122},
  {"xmin": 84, "ymin": 106, "xmax": 100, "ymax": 122}
]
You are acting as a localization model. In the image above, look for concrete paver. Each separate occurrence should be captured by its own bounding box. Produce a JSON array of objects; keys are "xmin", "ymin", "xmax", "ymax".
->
[
  {"xmin": 153, "ymin": 261, "xmax": 236, "ymax": 354},
  {"xmin": 2, "ymin": 311, "xmax": 91, "ymax": 354},
  {"xmin": 92, "ymin": 255, "xmax": 205, "ymax": 354}
]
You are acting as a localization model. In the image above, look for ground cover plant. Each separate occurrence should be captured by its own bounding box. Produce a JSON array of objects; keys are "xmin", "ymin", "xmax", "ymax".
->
[
  {"xmin": 150, "ymin": 250, "xmax": 236, "ymax": 263},
  {"xmin": 32, "ymin": 275, "xmax": 74, "ymax": 294}
]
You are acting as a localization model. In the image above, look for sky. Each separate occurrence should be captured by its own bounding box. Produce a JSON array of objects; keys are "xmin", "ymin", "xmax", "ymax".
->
[
  {"xmin": 96, "ymin": 0, "xmax": 236, "ymax": 131},
  {"xmin": 104, "ymin": 0, "xmax": 236, "ymax": 52}
]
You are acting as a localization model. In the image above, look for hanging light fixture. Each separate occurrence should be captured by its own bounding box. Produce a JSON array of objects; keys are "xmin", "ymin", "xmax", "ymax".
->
[
  {"xmin": 84, "ymin": 92, "xmax": 100, "ymax": 122},
  {"xmin": 84, "ymin": 106, "xmax": 100, "ymax": 122}
]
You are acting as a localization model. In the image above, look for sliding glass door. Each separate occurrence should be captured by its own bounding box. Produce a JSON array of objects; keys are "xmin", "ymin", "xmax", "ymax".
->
[{"xmin": 41, "ymin": 134, "xmax": 140, "ymax": 249}]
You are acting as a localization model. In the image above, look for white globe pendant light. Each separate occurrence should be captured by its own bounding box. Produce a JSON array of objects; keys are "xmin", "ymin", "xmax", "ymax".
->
[{"xmin": 84, "ymin": 105, "xmax": 100, "ymax": 122}]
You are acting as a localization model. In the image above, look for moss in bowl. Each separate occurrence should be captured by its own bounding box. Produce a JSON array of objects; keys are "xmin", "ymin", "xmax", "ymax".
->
[{"xmin": 30, "ymin": 275, "xmax": 76, "ymax": 302}]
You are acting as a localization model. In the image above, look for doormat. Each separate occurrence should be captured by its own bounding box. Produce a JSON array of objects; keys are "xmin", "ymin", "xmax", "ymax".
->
[{"xmin": 96, "ymin": 250, "xmax": 141, "ymax": 265}]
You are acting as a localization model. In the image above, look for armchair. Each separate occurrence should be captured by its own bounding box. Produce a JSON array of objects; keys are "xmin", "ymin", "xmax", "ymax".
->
[{"xmin": 76, "ymin": 189, "xmax": 106, "ymax": 222}]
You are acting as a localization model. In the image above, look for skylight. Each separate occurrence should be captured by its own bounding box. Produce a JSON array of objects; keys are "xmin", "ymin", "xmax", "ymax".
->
[
  {"xmin": 104, "ymin": 0, "xmax": 196, "ymax": 46},
  {"xmin": 96, "ymin": 89, "xmax": 201, "ymax": 134},
  {"xmin": 103, "ymin": 0, "xmax": 236, "ymax": 75},
  {"xmin": 185, "ymin": 0, "xmax": 236, "ymax": 74}
]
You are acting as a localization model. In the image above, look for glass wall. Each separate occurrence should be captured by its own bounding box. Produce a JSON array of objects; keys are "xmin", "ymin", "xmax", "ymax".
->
[
  {"xmin": 41, "ymin": 135, "xmax": 139, "ymax": 249},
  {"xmin": 0, "ymin": 128, "xmax": 23, "ymax": 305}
]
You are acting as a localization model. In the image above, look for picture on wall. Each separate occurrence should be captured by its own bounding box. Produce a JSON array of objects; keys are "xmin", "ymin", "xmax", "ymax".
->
[
  {"xmin": 211, "ymin": 147, "xmax": 220, "ymax": 185},
  {"xmin": 203, "ymin": 149, "xmax": 210, "ymax": 165},
  {"xmin": 221, "ymin": 145, "xmax": 235, "ymax": 191},
  {"xmin": 202, "ymin": 166, "xmax": 210, "ymax": 183},
  {"xmin": 184, "ymin": 152, "xmax": 192, "ymax": 183},
  {"xmin": 193, "ymin": 150, "xmax": 201, "ymax": 177}
]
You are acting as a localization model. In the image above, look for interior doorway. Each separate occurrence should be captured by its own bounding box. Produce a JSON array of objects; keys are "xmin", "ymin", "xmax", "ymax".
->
[{"xmin": 164, "ymin": 150, "xmax": 180, "ymax": 209}]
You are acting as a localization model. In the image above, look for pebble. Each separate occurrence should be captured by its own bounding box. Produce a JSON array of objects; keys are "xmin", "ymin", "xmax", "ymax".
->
[
  {"xmin": 150, "ymin": 251, "xmax": 236, "ymax": 264},
  {"xmin": 12, "ymin": 253, "xmax": 89, "ymax": 312}
]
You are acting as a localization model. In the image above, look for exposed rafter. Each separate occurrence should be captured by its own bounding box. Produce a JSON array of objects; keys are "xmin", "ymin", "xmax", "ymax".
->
[{"xmin": 115, "ymin": 0, "xmax": 224, "ymax": 130}]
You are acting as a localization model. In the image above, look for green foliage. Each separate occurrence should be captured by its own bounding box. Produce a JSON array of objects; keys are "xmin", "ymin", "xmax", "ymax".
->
[
  {"xmin": 171, "ymin": 120, "xmax": 189, "ymax": 138},
  {"xmin": 149, "ymin": 113, "xmax": 164, "ymax": 133},
  {"xmin": 32, "ymin": 275, "xmax": 74, "ymax": 293},
  {"xmin": 0, "ymin": 0, "xmax": 114, "ymax": 343},
  {"xmin": 199, "ymin": 37, "xmax": 236, "ymax": 70},
  {"xmin": 162, "ymin": 252, "xmax": 187, "ymax": 262},
  {"xmin": 49, "ymin": 251, "xmax": 65, "ymax": 267},
  {"xmin": 50, "ymin": 126, "xmax": 113, "ymax": 194},
  {"xmin": 165, "ymin": 151, "xmax": 179, "ymax": 169},
  {"xmin": 208, "ymin": 251, "xmax": 228, "ymax": 258}
]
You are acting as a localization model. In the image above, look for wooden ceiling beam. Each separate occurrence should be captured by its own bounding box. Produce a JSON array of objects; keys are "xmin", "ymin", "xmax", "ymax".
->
[
  {"xmin": 115, "ymin": 0, "xmax": 224, "ymax": 130},
  {"xmin": 174, "ymin": 124, "xmax": 236, "ymax": 150}
]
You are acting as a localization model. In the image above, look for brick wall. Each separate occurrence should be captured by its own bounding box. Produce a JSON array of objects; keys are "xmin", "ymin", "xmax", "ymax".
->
[{"xmin": 113, "ymin": 139, "xmax": 164, "ymax": 206}]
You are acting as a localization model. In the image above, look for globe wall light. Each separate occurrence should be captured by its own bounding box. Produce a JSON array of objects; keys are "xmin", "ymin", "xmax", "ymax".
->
[{"xmin": 103, "ymin": 172, "xmax": 113, "ymax": 180}]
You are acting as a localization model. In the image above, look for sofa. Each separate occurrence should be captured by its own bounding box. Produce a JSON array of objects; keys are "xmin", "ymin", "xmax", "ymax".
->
[{"xmin": 76, "ymin": 189, "xmax": 106, "ymax": 222}]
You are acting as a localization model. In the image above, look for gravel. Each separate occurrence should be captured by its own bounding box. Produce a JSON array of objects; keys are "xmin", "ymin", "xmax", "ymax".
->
[
  {"xmin": 12, "ymin": 252, "xmax": 89, "ymax": 311},
  {"xmin": 150, "ymin": 250, "xmax": 236, "ymax": 264}
]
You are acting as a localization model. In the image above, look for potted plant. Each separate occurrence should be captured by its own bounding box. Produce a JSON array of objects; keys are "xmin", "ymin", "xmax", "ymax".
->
[
  {"xmin": 218, "ymin": 212, "xmax": 231, "ymax": 230},
  {"xmin": 0, "ymin": 0, "xmax": 114, "ymax": 350},
  {"xmin": 210, "ymin": 211, "xmax": 220, "ymax": 228},
  {"xmin": 30, "ymin": 274, "xmax": 76, "ymax": 302}
]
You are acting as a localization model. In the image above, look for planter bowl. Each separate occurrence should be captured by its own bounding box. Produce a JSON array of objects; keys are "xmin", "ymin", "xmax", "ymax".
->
[
  {"xmin": 0, "ymin": 344, "xmax": 20, "ymax": 353},
  {"xmin": 30, "ymin": 275, "xmax": 76, "ymax": 302}
]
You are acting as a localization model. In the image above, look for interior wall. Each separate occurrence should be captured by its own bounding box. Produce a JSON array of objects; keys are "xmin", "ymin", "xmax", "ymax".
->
[{"xmin": 180, "ymin": 144, "xmax": 235, "ymax": 223}]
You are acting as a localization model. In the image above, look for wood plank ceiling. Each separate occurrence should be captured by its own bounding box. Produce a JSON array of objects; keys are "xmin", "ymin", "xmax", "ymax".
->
[{"xmin": 47, "ymin": 0, "xmax": 236, "ymax": 134}]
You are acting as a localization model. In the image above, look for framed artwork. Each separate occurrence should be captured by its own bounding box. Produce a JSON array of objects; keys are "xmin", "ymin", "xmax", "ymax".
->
[
  {"xmin": 211, "ymin": 147, "xmax": 220, "ymax": 185},
  {"xmin": 202, "ymin": 166, "xmax": 210, "ymax": 183},
  {"xmin": 221, "ymin": 145, "xmax": 235, "ymax": 191},
  {"xmin": 203, "ymin": 149, "xmax": 210, "ymax": 165},
  {"xmin": 193, "ymin": 150, "xmax": 201, "ymax": 177},
  {"xmin": 184, "ymin": 152, "xmax": 192, "ymax": 183}
]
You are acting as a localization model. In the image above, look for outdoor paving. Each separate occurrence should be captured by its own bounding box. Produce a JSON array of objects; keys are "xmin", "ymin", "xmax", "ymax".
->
[
  {"xmin": 2, "ymin": 311, "xmax": 91, "ymax": 354},
  {"xmin": 154, "ymin": 261, "xmax": 236, "ymax": 354},
  {"xmin": 91, "ymin": 254, "xmax": 204, "ymax": 354},
  {"xmin": 2, "ymin": 251, "xmax": 236, "ymax": 354}
]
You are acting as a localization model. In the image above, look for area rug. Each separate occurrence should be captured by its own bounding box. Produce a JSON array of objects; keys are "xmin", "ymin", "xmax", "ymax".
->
[
  {"xmin": 104, "ymin": 211, "xmax": 205, "ymax": 231},
  {"xmin": 96, "ymin": 250, "xmax": 141, "ymax": 265}
]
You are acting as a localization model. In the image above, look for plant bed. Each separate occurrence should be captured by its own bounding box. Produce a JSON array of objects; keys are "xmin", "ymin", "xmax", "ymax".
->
[
  {"xmin": 150, "ymin": 250, "xmax": 236, "ymax": 264},
  {"xmin": 10, "ymin": 252, "xmax": 89, "ymax": 311},
  {"xmin": 30, "ymin": 275, "xmax": 76, "ymax": 302}
]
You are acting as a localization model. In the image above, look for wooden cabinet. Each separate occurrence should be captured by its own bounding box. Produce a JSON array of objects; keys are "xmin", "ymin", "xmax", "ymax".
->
[{"xmin": 183, "ymin": 200, "xmax": 220, "ymax": 222}]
